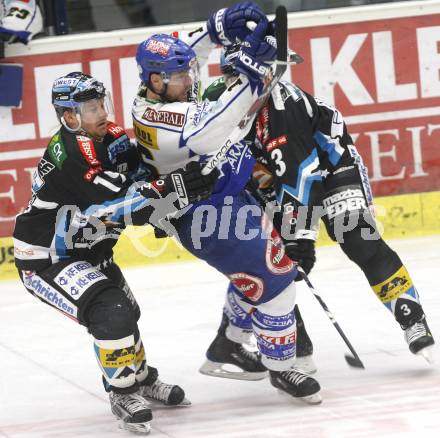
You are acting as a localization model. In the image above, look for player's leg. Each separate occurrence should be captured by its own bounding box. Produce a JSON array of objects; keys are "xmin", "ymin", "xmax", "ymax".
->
[
  {"xmin": 202, "ymin": 284, "xmax": 317, "ymax": 378},
  {"xmin": 294, "ymin": 305, "xmax": 317, "ymax": 374},
  {"xmin": 199, "ymin": 282, "xmax": 268, "ymax": 380},
  {"xmin": 107, "ymin": 264, "xmax": 190, "ymax": 407},
  {"xmin": 177, "ymin": 191, "xmax": 321, "ymax": 403},
  {"xmin": 322, "ymin": 150, "xmax": 435, "ymax": 362},
  {"xmin": 19, "ymin": 261, "xmax": 152, "ymax": 434}
]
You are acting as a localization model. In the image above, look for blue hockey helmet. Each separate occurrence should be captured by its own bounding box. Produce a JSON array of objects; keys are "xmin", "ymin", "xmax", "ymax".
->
[{"xmin": 136, "ymin": 33, "xmax": 197, "ymax": 84}]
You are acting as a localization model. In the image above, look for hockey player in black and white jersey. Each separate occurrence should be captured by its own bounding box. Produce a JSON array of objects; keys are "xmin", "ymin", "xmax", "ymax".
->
[
  {"xmin": 13, "ymin": 72, "xmax": 218, "ymax": 434},
  {"xmin": 201, "ymin": 47, "xmax": 435, "ymax": 381}
]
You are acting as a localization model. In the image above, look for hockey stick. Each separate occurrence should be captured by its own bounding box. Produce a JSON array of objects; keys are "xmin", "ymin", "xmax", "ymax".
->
[
  {"xmin": 297, "ymin": 266, "xmax": 365, "ymax": 369},
  {"xmin": 202, "ymin": 6, "xmax": 288, "ymax": 175}
]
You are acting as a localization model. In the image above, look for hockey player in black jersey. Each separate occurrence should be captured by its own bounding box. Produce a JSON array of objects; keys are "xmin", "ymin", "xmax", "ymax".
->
[
  {"xmin": 201, "ymin": 47, "xmax": 435, "ymax": 382},
  {"xmin": 13, "ymin": 72, "xmax": 218, "ymax": 434}
]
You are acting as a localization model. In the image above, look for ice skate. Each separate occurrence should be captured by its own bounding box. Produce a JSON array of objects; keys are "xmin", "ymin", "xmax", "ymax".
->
[
  {"xmin": 138, "ymin": 366, "xmax": 191, "ymax": 406},
  {"xmin": 404, "ymin": 315, "xmax": 435, "ymax": 364},
  {"xmin": 199, "ymin": 333, "xmax": 268, "ymax": 381},
  {"xmin": 109, "ymin": 391, "xmax": 152, "ymax": 434},
  {"xmin": 269, "ymin": 368, "xmax": 322, "ymax": 405},
  {"xmin": 295, "ymin": 305, "xmax": 317, "ymax": 374}
]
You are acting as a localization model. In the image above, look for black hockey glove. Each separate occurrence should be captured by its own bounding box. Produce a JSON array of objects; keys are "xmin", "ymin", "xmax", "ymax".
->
[
  {"xmin": 143, "ymin": 161, "xmax": 219, "ymax": 209},
  {"xmin": 284, "ymin": 239, "xmax": 316, "ymax": 277}
]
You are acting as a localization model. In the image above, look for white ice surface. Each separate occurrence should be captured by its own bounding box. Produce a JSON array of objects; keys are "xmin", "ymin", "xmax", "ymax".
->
[{"xmin": 0, "ymin": 235, "xmax": 439, "ymax": 438}]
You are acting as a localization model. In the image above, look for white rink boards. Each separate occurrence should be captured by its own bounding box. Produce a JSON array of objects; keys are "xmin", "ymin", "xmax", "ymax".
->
[{"xmin": 0, "ymin": 235, "xmax": 439, "ymax": 438}]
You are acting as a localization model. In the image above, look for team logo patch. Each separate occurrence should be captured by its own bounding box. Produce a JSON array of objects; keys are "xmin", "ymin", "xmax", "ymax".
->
[
  {"xmin": 107, "ymin": 123, "xmax": 125, "ymax": 139},
  {"xmin": 266, "ymin": 135, "xmax": 288, "ymax": 152},
  {"xmin": 99, "ymin": 346, "xmax": 136, "ymax": 368},
  {"xmin": 260, "ymin": 332, "xmax": 296, "ymax": 345},
  {"xmin": 22, "ymin": 271, "xmax": 78, "ymax": 318},
  {"xmin": 54, "ymin": 262, "xmax": 107, "ymax": 300},
  {"xmin": 48, "ymin": 133, "xmax": 67, "ymax": 169},
  {"xmin": 77, "ymin": 136, "xmax": 100, "ymax": 167},
  {"xmin": 146, "ymin": 39, "xmax": 171, "ymax": 57},
  {"xmin": 133, "ymin": 119, "xmax": 159, "ymax": 150},
  {"xmin": 265, "ymin": 227, "xmax": 295, "ymax": 275},
  {"xmin": 373, "ymin": 266, "xmax": 413, "ymax": 303},
  {"xmin": 322, "ymin": 186, "xmax": 367, "ymax": 220},
  {"xmin": 142, "ymin": 107, "xmax": 185, "ymax": 127},
  {"xmin": 229, "ymin": 272, "xmax": 264, "ymax": 302}
]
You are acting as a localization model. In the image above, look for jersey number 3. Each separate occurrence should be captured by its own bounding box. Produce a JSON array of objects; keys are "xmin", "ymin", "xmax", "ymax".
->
[{"xmin": 271, "ymin": 149, "xmax": 286, "ymax": 176}]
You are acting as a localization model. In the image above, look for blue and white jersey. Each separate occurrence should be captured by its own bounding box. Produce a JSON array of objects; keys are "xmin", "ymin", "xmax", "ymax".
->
[
  {"xmin": 197, "ymin": 140, "xmax": 256, "ymax": 207},
  {"xmin": 132, "ymin": 25, "xmax": 262, "ymax": 179}
]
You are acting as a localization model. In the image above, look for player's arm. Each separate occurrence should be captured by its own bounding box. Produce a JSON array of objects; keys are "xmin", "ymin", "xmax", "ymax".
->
[
  {"xmin": 63, "ymin": 135, "xmax": 218, "ymax": 227},
  {"xmin": 176, "ymin": 2, "xmax": 268, "ymax": 69},
  {"xmin": 301, "ymin": 88, "xmax": 374, "ymax": 219},
  {"xmin": 302, "ymin": 88, "xmax": 355, "ymax": 171}
]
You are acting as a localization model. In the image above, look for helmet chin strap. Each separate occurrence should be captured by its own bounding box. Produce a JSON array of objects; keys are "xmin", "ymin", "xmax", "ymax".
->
[{"xmin": 61, "ymin": 112, "xmax": 83, "ymax": 133}]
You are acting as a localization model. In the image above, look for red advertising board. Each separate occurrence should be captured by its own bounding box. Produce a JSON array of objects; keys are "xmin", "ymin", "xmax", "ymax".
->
[{"xmin": 1, "ymin": 12, "xmax": 440, "ymax": 237}]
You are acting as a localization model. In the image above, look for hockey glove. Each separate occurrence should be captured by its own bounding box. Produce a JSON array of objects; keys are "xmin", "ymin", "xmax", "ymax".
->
[
  {"xmin": 142, "ymin": 161, "xmax": 219, "ymax": 209},
  {"xmin": 207, "ymin": 2, "xmax": 267, "ymax": 46},
  {"xmin": 284, "ymin": 238, "xmax": 316, "ymax": 276},
  {"xmin": 234, "ymin": 19, "xmax": 275, "ymax": 87}
]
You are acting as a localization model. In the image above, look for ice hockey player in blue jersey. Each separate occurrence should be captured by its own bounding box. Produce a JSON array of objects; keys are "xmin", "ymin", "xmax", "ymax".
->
[
  {"xmin": 132, "ymin": 2, "xmax": 322, "ymax": 404},
  {"xmin": 13, "ymin": 72, "xmax": 219, "ymax": 434}
]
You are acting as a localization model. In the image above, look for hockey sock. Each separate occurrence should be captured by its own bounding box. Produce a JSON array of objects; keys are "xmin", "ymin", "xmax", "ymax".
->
[
  {"xmin": 371, "ymin": 264, "xmax": 424, "ymax": 328},
  {"xmin": 222, "ymin": 282, "xmax": 254, "ymax": 343},
  {"xmin": 134, "ymin": 338, "xmax": 148, "ymax": 383},
  {"xmin": 252, "ymin": 282, "xmax": 297, "ymax": 371},
  {"xmin": 338, "ymin": 231, "xmax": 425, "ymax": 328},
  {"xmin": 94, "ymin": 335, "xmax": 137, "ymax": 392}
]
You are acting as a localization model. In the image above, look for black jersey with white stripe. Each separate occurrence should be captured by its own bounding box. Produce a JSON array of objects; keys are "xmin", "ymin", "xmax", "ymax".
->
[{"xmin": 13, "ymin": 123, "xmax": 151, "ymax": 271}]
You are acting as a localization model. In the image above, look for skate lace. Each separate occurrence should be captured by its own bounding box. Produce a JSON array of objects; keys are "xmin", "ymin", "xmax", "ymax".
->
[
  {"xmin": 117, "ymin": 393, "xmax": 147, "ymax": 414},
  {"xmin": 405, "ymin": 321, "xmax": 427, "ymax": 344},
  {"xmin": 283, "ymin": 369, "xmax": 308, "ymax": 386},
  {"xmin": 237, "ymin": 345, "xmax": 260, "ymax": 363},
  {"xmin": 144, "ymin": 379, "xmax": 173, "ymax": 403}
]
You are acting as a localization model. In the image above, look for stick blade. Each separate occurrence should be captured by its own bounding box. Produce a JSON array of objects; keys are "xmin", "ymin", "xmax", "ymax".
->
[{"xmin": 344, "ymin": 354, "xmax": 365, "ymax": 369}]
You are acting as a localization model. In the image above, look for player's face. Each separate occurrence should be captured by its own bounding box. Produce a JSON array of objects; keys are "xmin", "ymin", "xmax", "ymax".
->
[
  {"xmin": 79, "ymin": 98, "xmax": 109, "ymax": 138},
  {"xmin": 164, "ymin": 70, "xmax": 193, "ymax": 102}
]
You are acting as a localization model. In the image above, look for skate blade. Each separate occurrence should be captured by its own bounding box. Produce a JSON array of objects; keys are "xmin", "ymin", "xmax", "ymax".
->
[
  {"xmin": 199, "ymin": 360, "xmax": 268, "ymax": 381},
  {"xmin": 300, "ymin": 392, "xmax": 322, "ymax": 405},
  {"xmin": 417, "ymin": 345, "xmax": 435, "ymax": 364},
  {"xmin": 117, "ymin": 419, "xmax": 151, "ymax": 434},
  {"xmin": 295, "ymin": 355, "xmax": 318, "ymax": 375},
  {"xmin": 277, "ymin": 389, "xmax": 322, "ymax": 405}
]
